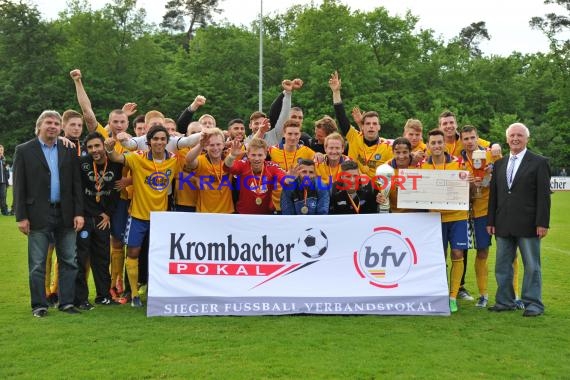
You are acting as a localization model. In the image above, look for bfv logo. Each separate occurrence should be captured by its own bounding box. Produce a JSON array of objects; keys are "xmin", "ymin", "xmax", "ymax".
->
[
  {"xmin": 353, "ymin": 227, "xmax": 418, "ymax": 288},
  {"xmin": 364, "ymin": 246, "xmax": 406, "ymax": 268}
]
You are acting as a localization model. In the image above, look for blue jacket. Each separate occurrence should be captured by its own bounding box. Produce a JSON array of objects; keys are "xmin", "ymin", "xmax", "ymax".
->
[{"xmin": 280, "ymin": 177, "xmax": 330, "ymax": 215}]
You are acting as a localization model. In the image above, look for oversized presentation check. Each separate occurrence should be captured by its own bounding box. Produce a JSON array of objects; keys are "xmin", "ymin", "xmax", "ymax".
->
[{"xmin": 397, "ymin": 169, "xmax": 469, "ymax": 210}]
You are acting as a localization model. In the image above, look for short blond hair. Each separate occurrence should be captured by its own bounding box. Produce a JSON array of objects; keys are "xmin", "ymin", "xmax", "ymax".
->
[
  {"xmin": 403, "ymin": 118, "xmax": 423, "ymax": 133},
  {"xmin": 324, "ymin": 132, "xmax": 344, "ymax": 148},
  {"xmin": 203, "ymin": 127, "xmax": 225, "ymax": 141},
  {"xmin": 248, "ymin": 137, "xmax": 268, "ymax": 151},
  {"xmin": 198, "ymin": 114, "xmax": 216, "ymax": 126},
  {"xmin": 145, "ymin": 110, "xmax": 165, "ymax": 125}
]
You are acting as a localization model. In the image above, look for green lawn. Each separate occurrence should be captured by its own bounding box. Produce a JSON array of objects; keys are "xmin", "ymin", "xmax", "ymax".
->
[{"xmin": 1, "ymin": 189, "xmax": 569, "ymax": 379}]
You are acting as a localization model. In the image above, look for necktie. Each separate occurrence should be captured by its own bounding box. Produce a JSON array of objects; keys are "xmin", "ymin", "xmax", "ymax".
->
[{"xmin": 506, "ymin": 155, "xmax": 517, "ymax": 188}]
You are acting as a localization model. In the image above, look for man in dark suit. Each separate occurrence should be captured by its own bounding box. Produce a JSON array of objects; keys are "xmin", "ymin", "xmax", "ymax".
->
[
  {"xmin": 487, "ymin": 123, "xmax": 551, "ymax": 317},
  {"xmin": 13, "ymin": 110, "xmax": 84, "ymax": 317},
  {"xmin": 0, "ymin": 144, "xmax": 9, "ymax": 215}
]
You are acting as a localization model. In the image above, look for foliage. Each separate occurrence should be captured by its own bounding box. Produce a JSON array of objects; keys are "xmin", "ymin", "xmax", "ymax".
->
[{"xmin": 0, "ymin": 0, "xmax": 568, "ymax": 169}]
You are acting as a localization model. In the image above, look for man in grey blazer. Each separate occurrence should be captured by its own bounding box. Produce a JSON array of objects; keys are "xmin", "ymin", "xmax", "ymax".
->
[
  {"xmin": 13, "ymin": 110, "xmax": 84, "ymax": 317},
  {"xmin": 487, "ymin": 123, "xmax": 551, "ymax": 317}
]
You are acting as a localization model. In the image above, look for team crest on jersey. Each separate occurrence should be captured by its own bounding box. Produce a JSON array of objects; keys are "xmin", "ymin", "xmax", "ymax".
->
[
  {"xmin": 374, "ymin": 154, "xmax": 381, "ymax": 160},
  {"xmin": 147, "ymin": 171, "xmax": 171, "ymax": 190}
]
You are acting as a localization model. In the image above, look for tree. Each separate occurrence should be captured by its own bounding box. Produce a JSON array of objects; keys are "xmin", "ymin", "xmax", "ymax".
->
[
  {"xmin": 161, "ymin": 0, "xmax": 222, "ymax": 49},
  {"xmin": 0, "ymin": 0, "xmax": 66, "ymax": 157},
  {"xmin": 456, "ymin": 21, "xmax": 490, "ymax": 58},
  {"xmin": 529, "ymin": 0, "xmax": 570, "ymax": 168}
]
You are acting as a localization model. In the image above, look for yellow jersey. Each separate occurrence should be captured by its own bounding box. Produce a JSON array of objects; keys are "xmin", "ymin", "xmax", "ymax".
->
[
  {"xmin": 314, "ymin": 155, "xmax": 350, "ymax": 190},
  {"xmin": 268, "ymin": 144, "xmax": 315, "ymax": 211},
  {"xmin": 346, "ymin": 127, "xmax": 393, "ymax": 178},
  {"xmin": 123, "ymin": 150, "xmax": 179, "ymax": 221},
  {"xmin": 174, "ymin": 148, "xmax": 198, "ymax": 207},
  {"xmin": 412, "ymin": 141, "xmax": 427, "ymax": 153},
  {"xmin": 443, "ymin": 135, "xmax": 490, "ymax": 157},
  {"xmin": 193, "ymin": 154, "xmax": 234, "ymax": 214}
]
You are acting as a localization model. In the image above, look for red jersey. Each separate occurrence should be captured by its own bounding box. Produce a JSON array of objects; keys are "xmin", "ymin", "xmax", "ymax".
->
[{"xmin": 224, "ymin": 159, "xmax": 286, "ymax": 214}]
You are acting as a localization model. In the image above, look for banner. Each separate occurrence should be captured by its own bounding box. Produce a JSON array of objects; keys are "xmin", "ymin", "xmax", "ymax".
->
[
  {"xmin": 551, "ymin": 176, "xmax": 570, "ymax": 191},
  {"xmin": 147, "ymin": 212, "xmax": 450, "ymax": 317}
]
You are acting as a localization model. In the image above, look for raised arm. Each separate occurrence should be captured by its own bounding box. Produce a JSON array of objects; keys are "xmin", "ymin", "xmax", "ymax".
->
[
  {"xmin": 70, "ymin": 69, "xmax": 98, "ymax": 133},
  {"xmin": 116, "ymin": 132, "xmax": 140, "ymax": 151},
  {"xmin": 104, "ymin": 138, "xmax": 125, "ymax": 165},
  {"xmin": 223, "ymin": 139, "xmax": 243, "ymax": 169},
  {"xmin": 174, "ymin": 132, "xmax": 202, "ymax": 150},
  {"xmin": 122, "ymin": 102, "xmax": 138, "ymax": 118},
  {"xmin": 253, "ymin": 118, "xmax": 271, "ymax": 141},
  {"xmin": 177, "ymin": 95, "xmax": 206, "ymax": 133},
  {"xmin": 352, "ymin": 106, "xmax": 364, "ymax": 129},
  {"xmin": 268, "ymin": 89, "xmax": 285, "ymax": 129},
  {"xmin": 267, "ymin": 79, "xmax": 295, "ymax": 145},
  {"xmin": 329, "ymin": 71, "xmax": 350, "ymax": 135},
  {"xmin": 184, "ymin": 132, "xmax": 208, "ymax": 171}
]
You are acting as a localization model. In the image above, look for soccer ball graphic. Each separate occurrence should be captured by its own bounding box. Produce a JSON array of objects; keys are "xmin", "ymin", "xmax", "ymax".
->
[{"xmin": 297, "ymin": 228, "xmax": 328, "ymax": 259}]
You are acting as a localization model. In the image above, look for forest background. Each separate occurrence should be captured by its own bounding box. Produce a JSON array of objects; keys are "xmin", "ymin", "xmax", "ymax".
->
[{"xmin": 0, "ymin": 0, "xmax": 569, "ymax": 171}]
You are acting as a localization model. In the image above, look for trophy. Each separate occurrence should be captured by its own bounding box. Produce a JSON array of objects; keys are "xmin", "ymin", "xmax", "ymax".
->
[
  {"xmin": 471, "ymin": 150, "xmax": 487, "ymax": 199},
  {"xmin": 375, "ymin": 164, "xmax": 395, "ymax": 213}
]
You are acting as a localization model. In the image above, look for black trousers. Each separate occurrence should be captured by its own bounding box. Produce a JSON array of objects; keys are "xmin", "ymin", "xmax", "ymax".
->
[
  {"xmin": 0, "ymin": 183, "xmax": 7, "ymax": 214},
  {"xmin": 75, "ymin": 216, "xmax": 112, "ymax": 303}
]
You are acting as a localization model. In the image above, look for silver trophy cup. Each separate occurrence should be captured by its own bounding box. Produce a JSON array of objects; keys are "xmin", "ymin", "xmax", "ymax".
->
[{"xmin": 375, "ymin": 164, "xmax": 395, "ymax": 213}]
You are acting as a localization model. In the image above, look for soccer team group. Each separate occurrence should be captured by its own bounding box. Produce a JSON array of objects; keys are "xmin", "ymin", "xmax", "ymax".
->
[{"xmin": 13, "ymin": 69, "xmax": 534, "ymax": 316}]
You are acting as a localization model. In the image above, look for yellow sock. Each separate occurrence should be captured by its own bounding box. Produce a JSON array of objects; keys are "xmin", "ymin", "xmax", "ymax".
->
[
  {"xmin": 125, "ymin": 257, "xmax": 139, "ymax": 298},
  {"xmin": 45, "ymin": 248, "xmax": 54, "ymax": 295},
  {"xmin": 449, "ymin": 258, "xmax": 464, "ymax": 299},
  {"xmin": 475, "ymin": 256, "xmax": 488, "ymax": 296},
  {"xmin": 513, "ymin": 256, "xmax": 520, "ymax": 298},
  {"xmin": 110, "ymin": 246, "xmax": 125, "ymax": 288},
  {"xmin": 50, "ymin": 256, "xmax": 59, "ymax": 295}
]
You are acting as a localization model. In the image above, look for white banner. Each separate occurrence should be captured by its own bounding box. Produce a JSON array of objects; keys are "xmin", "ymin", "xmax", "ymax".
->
[
  {"xmin": 147, "ymin": 212, "xmax": 450, "ymax": 317},
  {"xmin": 551, "ymin": 176, "xmax": 570, "ymax": 191}
]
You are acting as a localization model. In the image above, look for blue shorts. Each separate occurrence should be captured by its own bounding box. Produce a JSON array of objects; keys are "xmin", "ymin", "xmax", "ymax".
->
[
  {"xmin": 124, "ymin": 217, "xmax": 150, "ymax": 248},
  {"xmin": 473, "ymin": 215, "xmax": 491, "ymax": 249},
  {"xmin": 442, "ymin": 220, "xmax": 468, "ymax": 251},
  {"xmin": 110, "ymin": 199, "xmax": 130, "ymax": 241}
]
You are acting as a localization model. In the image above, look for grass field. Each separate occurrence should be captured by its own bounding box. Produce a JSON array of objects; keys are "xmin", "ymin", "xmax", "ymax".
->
[{"xmin": 1, "ymin": 189, "xmax": 569, "ymax": 379}]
